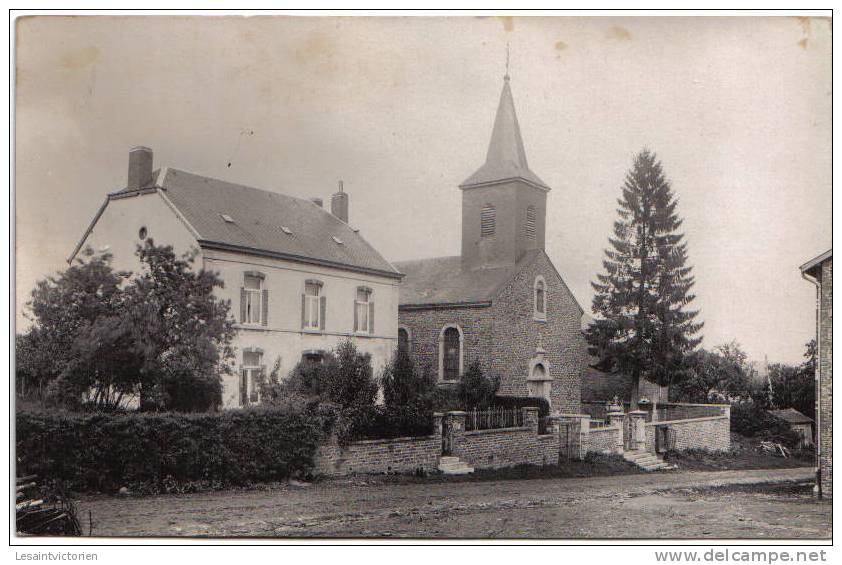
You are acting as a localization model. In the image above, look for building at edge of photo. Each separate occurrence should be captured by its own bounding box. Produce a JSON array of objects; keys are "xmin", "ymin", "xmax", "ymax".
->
[
  {"xmin": 800, "ymin": 248, "xmax": 832, "ymax": 499},
  {"xmin": 68, "ymin": 146, "xmax": 403, "ymax": 408},
  {"xmin": 394, "ymin": 74, "xmax": 588, "ymax": 414}
]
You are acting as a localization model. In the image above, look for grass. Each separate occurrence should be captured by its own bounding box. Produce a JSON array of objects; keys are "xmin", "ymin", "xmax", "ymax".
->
[{"xmin": 663, "ymin": 433, "xmax": 815, "ymax": 471}]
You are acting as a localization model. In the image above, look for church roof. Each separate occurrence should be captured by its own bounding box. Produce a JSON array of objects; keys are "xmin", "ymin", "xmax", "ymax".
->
[
  {"xmin": 394, "ymin": 249, "xmax": 542, "ymax": 308},
  {"xmin": 460, "ymin": 77, "xmax": 550, "ymax": 191}
]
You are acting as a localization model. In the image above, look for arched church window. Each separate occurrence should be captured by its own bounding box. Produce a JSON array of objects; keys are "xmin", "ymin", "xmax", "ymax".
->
[
  {"xmin": 525, "ymin": 206, "xmax": 536, "ymax": 240},
  {"xmin": 398, "ymin": 327, "xmax": 410, "ymax": 355},
  {"xmin": 440, "ymin": 325, "xmax": 463, "ymax": 381},
  {"xmin": 481, "ymin": 204, "xmax": 496, "ymax": 237},
  {"xmin": 534, "ymin": 276, "xmax": 547, "ymax": 321}
]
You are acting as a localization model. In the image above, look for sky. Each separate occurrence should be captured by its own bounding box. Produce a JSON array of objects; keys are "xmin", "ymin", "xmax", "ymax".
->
[{"xmin": 14, "ymin": 15, "xmax": 831, "ymax": 364}]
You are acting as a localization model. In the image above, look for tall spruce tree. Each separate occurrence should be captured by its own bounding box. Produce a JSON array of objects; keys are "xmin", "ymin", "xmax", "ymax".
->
[{"xmin": 587, "ymin": 149, "xmax": 703, "ymax": 408}]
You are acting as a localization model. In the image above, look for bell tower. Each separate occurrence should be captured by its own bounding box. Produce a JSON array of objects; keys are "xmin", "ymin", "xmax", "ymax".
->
[{"xmin": 459, "ymin": 73, "xmax": 550, "ymax": 270}]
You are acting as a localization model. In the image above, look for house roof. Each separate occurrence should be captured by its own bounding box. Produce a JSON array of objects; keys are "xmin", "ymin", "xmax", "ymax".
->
[
  {"xmin": 768, "ymin": 408, "xmax": 814, "ymax": 425},
  {"xmin": 460, "ymin": 77, "xmax": 550, "ymax": 192},
  {"xmin": 800, "ymin": 248, "xmax": 832, "ymax": 277},
  {"xmin": 77, "ymin": 167, "xmax": 401, "ymax": 279},
  {"xmin": 394, "ymin": 249, "xmax": 541, "ymax": 308}
]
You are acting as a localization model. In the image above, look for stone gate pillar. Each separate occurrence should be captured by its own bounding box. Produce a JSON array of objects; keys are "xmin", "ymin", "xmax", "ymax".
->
[
  {"xmin": 628, "ymin": 410, "xmax": 647, "ymax": 451},
  {"xmin": 607, "ymin": 405, "xmax": 625, "ymax": 454}
]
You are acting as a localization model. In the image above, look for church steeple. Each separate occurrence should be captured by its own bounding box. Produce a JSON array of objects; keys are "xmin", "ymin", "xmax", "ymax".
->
[
  {"xmin": 460, "ymin": 76, "xmax": 549, "ymax": 191},
  {"xmin": 459, "ymin": 72, "xmax": 551, "ymax": 270}
]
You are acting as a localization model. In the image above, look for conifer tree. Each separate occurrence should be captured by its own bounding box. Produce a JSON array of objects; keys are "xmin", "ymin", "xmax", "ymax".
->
[{"xmin": 587, "ymin": 149, "xmax": 703, "ymax": 408}]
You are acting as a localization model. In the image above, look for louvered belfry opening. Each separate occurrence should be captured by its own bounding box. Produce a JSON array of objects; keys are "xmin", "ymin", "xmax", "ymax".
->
[
  {"xmin": 480, "ymin": 204, "xmax": 496, "ymax": 237},
  {"xmin": 525, "ymin": 205, "xmax": 536, "ymax": 240}
]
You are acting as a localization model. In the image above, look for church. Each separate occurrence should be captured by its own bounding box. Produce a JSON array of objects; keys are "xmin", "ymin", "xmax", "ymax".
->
[{"xmin": 395, "ymin": 73, "xmax": 588, "ymax": 414}]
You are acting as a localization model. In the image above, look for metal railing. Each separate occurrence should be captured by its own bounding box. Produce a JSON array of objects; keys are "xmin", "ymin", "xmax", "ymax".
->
[
  {"xmin": 589, "ymin": 418, "xmax": 611, "ymax": 429},
  {"xmin": 464, "ymin": 407, "xmax": 524, "ymax": 431}
]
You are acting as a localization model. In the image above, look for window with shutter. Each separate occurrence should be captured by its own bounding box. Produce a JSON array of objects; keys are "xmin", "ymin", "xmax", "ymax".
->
[
  {"xmin": 480, "ymin": 204, "xmax": 496, "ymax": 237},
  {"xmin": 354, "ymin": 287, "xmax": 373, "ymax": 333},
  {"xmin": 304, "ymin": 281, "xmax": 322, "ymax": 329},
  {"xmin": 525, "ymin": 206, "xmax": 537, "ymax": 240},
  {"xmin": 243, "ymin": 274, "xmax": 263, "ymax": 324}
]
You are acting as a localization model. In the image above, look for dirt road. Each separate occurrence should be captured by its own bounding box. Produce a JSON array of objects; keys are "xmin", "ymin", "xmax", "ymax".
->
[{"xmin": 77, "ymin": 468, "xmax": 829, "ymax": 539}]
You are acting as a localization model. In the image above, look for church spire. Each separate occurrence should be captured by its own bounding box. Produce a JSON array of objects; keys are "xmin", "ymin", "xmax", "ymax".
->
[{"xmin": 460, "ymin": 71, "xmax": 549, "ymax": 191}]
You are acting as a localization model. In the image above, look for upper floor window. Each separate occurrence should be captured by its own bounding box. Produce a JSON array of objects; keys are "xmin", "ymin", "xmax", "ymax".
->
[
  {"xmin": 481, "ymin": 204, "xmax": 496, "ymax": 237},
  {"xmin": 240, "ymin": 272, "xmax": 267, "ymax": 326},
  {"xmin": 534, "ymin": 276, "xmax": 547, "ymax": 321},
  {"xmin": 302, "ymin": 280, "xmax": 325, "ymax": 330},
  {"xmin": 240, "ymin": 350, "xmax": 263, "ymax": 406},
  {"xmin": 354, "ymin": 287, "xmax": 374, "ymax": 334},
  {"xmin": 525, "ymin": 206, "xmax": 537, "ymax": 240}
]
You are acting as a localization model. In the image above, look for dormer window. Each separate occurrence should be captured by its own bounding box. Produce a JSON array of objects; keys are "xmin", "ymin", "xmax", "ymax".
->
[
  {"xmin": 480, "ymin": 204, "xmax": 496, "ymax": 237},
  {"xmin": 220, "ymin": 214, "xmax": 235, "ymax": 223},
  {"xmin": 534, "ymin": 276, "xmax": 547, "ymax": 321}
]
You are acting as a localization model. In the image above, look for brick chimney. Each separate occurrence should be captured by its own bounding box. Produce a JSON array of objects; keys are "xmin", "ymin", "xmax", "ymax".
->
[
  {"xmin": 127, "ymin": 146, "xmax": 154, "ymax": 189},
  {"xmin": 331, "ymin": 180, "xmax": 349, "ymax": 223}
]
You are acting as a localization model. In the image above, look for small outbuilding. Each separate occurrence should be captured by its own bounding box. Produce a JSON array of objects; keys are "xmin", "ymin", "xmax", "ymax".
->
[{"xmin": 768, "ymin": 408, "xmax": 814, "ymax": 448}]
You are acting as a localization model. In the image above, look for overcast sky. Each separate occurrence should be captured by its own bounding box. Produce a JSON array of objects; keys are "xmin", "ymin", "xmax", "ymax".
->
[{"xmin": 15, "ymin": 15, "xmax": 831, "ymax": 364}]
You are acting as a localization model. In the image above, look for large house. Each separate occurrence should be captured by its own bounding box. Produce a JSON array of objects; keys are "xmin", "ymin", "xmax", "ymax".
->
[
  {"xmin": 70, "ymin": 148, "xmax": 403, "ymax": 408},
  {"xmin": 394, "ymin": 75, "xmax": 588, "ymax": 414},
  {"xmin": 800, "ymin": 249, "xmax": 832, "ymax": 499}
]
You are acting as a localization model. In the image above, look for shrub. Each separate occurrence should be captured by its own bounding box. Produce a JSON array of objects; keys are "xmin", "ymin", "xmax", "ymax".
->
[
  {"xmin": 381, "ymin": 351, "xmax": 436, "ymax": 413},
  {"xmin": 16, "ymin": 407, "xmax": 331, "ymax": 492},
  {"xmin": 333, "ymin": 405, "xmax": 434, "ymax": 445},
  {"xmin": 285, "ymin": 341, "xmax": 378, "ymax": 409},
  {"xmin": 456, "ymin": 361, "xmax": 500, "ymax": 409}
]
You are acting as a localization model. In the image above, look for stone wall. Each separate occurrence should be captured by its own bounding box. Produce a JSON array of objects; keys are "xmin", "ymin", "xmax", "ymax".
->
[
  {"xmin": 452, "ymin": 408, "xmax": 559, "ymax": 469},
  {"xmin": 315, "ymin": 408, "xmax": 562, "ymax": 476},
  {"xmin": 315, "ymin": 434, "xmax": 441, "ymax": 476},
  {"xmin": 490, "ymin": 252, "xmax": 587, "ymax": 414},
  {"xmin": 397, "ymin": 306, "xmax": 494, "ymax": 380},
  {"xmin": 819, "ymin": 257, "xmax": 832, "ymax": 498},
  {"xmin": 644, "ymin": 416, "xmax": 731, "ymax": 453},
  {"xmin": 585, "ymin": 426, "xmax": 623, "ymax": 455}
]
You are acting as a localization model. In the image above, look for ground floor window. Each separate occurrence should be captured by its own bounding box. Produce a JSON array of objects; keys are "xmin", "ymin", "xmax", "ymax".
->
[{"xmin": 240, "ymin": 351, "xmax": 263, "ymax": 406}]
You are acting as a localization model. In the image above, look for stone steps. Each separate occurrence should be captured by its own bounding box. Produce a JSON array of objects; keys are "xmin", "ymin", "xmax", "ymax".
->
[
  {"xmin": 438, "ymin": 456, "xmax": 474, "ymax": 475},
  {"xmin": 623, "ymin": 449, "xmax": 675, "ymax": 471}
]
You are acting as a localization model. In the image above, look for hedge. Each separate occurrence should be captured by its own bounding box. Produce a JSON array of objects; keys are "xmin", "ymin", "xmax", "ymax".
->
[{"xmin": 16, "ymin": 408, "xmax": 332, "ymax": 492}]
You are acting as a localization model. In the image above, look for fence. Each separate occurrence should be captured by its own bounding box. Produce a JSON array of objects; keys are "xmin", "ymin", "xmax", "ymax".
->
[{"xmin": 464, "ymin": 407, "xmax": 524, "ymax": 431}]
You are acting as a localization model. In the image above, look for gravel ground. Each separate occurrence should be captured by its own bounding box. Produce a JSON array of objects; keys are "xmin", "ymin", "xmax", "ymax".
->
[{"xmin": 75, "ymin": 467, "xmax": 829, "ymax": 539}]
